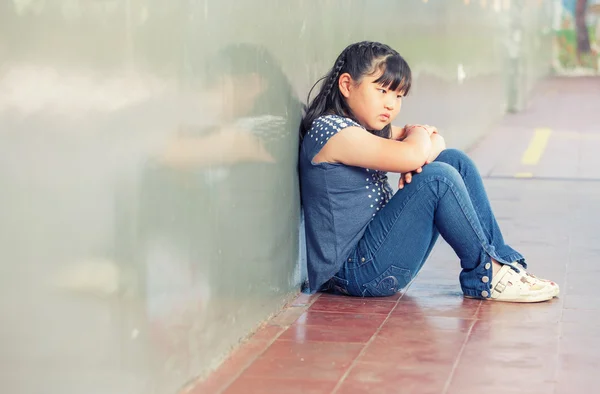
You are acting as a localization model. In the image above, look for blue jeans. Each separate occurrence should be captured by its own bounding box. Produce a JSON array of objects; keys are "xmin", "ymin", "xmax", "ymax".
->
[{"xmin": 330, "ymin": 149, "xmax": 525, "ymax": 299}]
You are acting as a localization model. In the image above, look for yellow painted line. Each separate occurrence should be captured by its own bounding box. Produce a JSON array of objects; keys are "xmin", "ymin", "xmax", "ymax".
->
[
  {"xmin": 521, "ymin": 128, "xmax": 552, "ymax": 165},
  {"xmin": 515, "ymin": 172, "xmax": 534, "ymax": 178}
]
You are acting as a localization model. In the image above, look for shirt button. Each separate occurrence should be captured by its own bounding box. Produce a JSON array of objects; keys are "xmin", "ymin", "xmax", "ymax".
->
[
  {"xmin": 348, "ymin": 258, "xmax": 352, "ymax": 262},
  {"xmin": 485, "ymin": 263, "xmax": 491, "ymax": 270},
  {"xmin": 361, "ymin": 257, "xmax": 366, "ymax": 262},
  {"xmin": 481, "ymin": 290, "xmax": 489, "ymax": 297},
  {"xmin": 482, "ymin": 276, "xmax": 490, "ymax": 283}
]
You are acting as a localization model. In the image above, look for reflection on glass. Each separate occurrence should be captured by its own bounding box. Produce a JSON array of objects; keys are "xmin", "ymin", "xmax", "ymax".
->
[{"xmin": 135, "ymin": 43, "xmax": 302, "ymax": 379}]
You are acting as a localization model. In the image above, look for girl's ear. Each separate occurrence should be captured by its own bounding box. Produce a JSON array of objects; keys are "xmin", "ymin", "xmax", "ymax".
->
[{"xmin": 338, "ymin": 73, "xmax": 353, "ymax": 98}]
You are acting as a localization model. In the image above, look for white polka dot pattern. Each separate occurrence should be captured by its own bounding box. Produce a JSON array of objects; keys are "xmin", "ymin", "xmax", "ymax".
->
[
  {"xmin": 307, "ymin": 115, "xmax": 394, "ymax": 221},
  {"xmin": 366, "ymin": 168, "xmax": 393, "ymax": 218},
  {"xmin": 307, "ymin": 114, "xmax": 358, "ymax": 143},
  {"xmin": 300, "ymin": 114, "xmax": 399, "ymax": 290}
]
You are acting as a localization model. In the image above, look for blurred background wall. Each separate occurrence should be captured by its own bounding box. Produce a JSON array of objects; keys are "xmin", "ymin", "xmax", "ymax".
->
[
  {"xmin": 551, "ymin": 0, "xmax": 600, "ymax": 75},
  {"xmin": 0, "ymin": 1, "xmax": 553, "ymax": 393}
]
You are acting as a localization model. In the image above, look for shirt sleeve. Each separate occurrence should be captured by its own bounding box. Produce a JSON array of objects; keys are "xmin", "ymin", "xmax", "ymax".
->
[{"xmin": 303, "ymin": 115, "xmax": 360, "ymax": 161}]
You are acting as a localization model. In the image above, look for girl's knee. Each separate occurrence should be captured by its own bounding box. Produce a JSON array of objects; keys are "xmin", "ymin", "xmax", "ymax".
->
[
  {"xmin": 438, "ymin": 148, "xmax": 468, "ymax": 161},
  {"xmin": 437, "ymin": 148, "xmax": 477, "ymax": 169},
  {"xmin": 423, "ymin": 161, "xmax": 462, "ymax": 181}
]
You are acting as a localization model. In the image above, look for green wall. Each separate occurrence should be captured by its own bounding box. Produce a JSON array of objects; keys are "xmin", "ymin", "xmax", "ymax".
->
[{"xmin": 0, "ymin": 1, "xmax": 552, "ymax": 393}]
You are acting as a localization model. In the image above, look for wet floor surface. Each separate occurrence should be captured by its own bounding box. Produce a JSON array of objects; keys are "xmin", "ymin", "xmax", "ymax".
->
[{"xmin": 187, "ymin": 77, "xmax": 600, "ymax": 394}]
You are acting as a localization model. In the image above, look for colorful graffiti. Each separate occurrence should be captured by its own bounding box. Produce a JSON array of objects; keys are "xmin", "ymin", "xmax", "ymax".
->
[{"xmin": 554, "ymin": 0, "xmax": 600, "ymax": 74}]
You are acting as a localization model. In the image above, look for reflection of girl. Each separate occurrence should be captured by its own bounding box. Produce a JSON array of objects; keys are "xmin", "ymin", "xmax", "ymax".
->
[
  {"xmin": 162, "ymin": 43, "xmax": 301, "ymax": 168},
  {"xmin": 156, "ymin": 43, "xmax": 302, "ymax": 286},
  {"xmin": 139, "ymin": 44, "xmax": 302, "ymax": 352},
  {"xmin": 299, "ymin": 41, "xmax": 559, "ymax": 302}
]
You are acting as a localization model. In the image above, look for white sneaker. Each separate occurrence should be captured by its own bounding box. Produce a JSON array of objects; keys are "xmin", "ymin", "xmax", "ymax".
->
[
  {"xmin": 509, "ymin": 262, "xmax": 560, "ymax": 298},
  {"xmin": 486, "ymin": 264, "xmax": 555, "ymax": 303}
]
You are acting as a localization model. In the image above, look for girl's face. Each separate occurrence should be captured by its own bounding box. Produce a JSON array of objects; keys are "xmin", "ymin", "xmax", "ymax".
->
[
  {"xmin": 204, "ymin": 74, "xmax": 265, "ymax": 121},
  {"xmin": 340, "ymin": 72, "xmax": 404, "ymax": 131}
]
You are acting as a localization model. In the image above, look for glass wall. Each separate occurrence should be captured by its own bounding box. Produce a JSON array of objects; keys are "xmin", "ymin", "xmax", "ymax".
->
[{"xmin": 0, "ymin": 1, "xmax": 552, "ymax": 393}]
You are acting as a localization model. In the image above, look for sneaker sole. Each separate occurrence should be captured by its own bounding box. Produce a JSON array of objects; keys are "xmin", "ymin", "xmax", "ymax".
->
[{"xmin": 465, "ymin": 288, "xmax": 556, "ymax": 303}]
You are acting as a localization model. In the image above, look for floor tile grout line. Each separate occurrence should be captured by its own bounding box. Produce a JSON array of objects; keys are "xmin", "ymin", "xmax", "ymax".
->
[
  {"xmin": 290, "ymin": 292, "xmax": 323, "ymax": 308},
  {"xmin": 553, "ymin": 316, "xmax": 564, "ymax": 394},
  {"xmin": 214, "ymin": 291, "xmax": 356, "ymax": 393},
  {"xmin": 328, "ymin": 288, "xmax": 415, "ymax": 394},
  {"xmin": 290, "ymin": 282, "xmax": 474, "ymax": 393},
  {"xmin": 216, "ymin": 328, "xmax": 286, "ymax": 394},
  {"xmin": 483, "ymin": 175, "xmax": 600, "ymax": 183},
  {"xmin": 440, "ymin": 300, "xmax": 482, "ymax": 394},
  {"xmin": 213, "ymin": 293, "xmax": 324, "ymax": 394},
  {"xmin": 313, "ymin": 298, "xmax": 400, "ymax": 304},
  {"xmin": 274, "ymin": 338, "xmax": 380, "ymax": 345},
  {"xmin": 189, "ymin": 291, "xmax": 318, "ymax": 394},
  {"xmin": 552, "ymin": 235, "xmax": 571, "ymax": 394},
  {"xmin": 302, "ymin": 310, "xmax": 396, "ymax": 316}
]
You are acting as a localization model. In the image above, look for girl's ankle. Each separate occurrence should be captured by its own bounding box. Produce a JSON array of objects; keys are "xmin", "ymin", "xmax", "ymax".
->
[{"xmin": 491, "ymin": 259, "xmax": 503, "ymax": 276}]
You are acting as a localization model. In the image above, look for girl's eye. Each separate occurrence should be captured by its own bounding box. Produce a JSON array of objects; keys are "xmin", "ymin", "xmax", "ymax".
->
[{"xmin": 378, "ymin": 88, "xmax": 387, "ymax": 94}]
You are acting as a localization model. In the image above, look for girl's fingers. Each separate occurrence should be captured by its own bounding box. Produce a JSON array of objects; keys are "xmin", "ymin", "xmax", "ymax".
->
[{"xmin": 399, "ymin": 169, "xmax": 424, "ymax": 189}]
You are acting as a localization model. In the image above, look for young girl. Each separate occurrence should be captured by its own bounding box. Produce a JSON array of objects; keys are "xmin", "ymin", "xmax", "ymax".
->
[{"xmin": 299, "ymin": 41, "xmax": 559, "ymax": 302}]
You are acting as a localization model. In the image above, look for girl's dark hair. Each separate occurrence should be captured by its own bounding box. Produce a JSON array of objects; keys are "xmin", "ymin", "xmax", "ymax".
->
[
  {"xmin": 205, "ymin": 43, "xmax": 301, "ymax": 119},
  {"xmin": 300, "ymin": 41, "xmax": 412, "ymax": 140}
]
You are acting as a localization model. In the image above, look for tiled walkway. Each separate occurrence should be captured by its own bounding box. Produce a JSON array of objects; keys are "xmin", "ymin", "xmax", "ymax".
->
[{"xmin": 187, "ymin": 77, "xmax": 600, "ymax": 394}]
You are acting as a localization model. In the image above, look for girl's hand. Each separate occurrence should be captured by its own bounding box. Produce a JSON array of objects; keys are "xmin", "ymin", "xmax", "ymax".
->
[
  {"xmin": 425, "ymin": 125, "xmax": 438, "ymax": 136},
  {"xmin": 398, "ymin": 126, "xmax": 444, "ymax": 188},
  {"xmin": 425, "ymin": 133, "xmax": 446, "ymax": 164},
  {"xmin": 398, "ymin": 166, "xmax": 422, "ymax": 189},
  {"xmin": 403, "ymin": 124, "xmax": 429, "ymax": 137},
  {"xmin": 404, "ymin": 124, "xmax": 438, "ymax": 137}
]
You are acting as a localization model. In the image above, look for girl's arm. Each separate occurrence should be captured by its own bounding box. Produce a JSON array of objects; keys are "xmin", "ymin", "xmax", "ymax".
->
[
  {"xmin": 397, "ymin": 131, "xmax": 446, "ymax": 189},
  {"xmin": 314, "ymin": 126, "xmax": 432, "ymax": 173},
  {"xmin": 391, "ymin": 125, "xmax": 408, "ymax": 140},
  {"xmin": 160, "ymin": 127, "xmax": 274, "ymax": 168},
  {"xmin": 392, "ymin": 124, "xmax": 439, "ymax": 141},
  {"xmin": 426, "ymin": 133, "xmax": 446, "ymax": 163}
]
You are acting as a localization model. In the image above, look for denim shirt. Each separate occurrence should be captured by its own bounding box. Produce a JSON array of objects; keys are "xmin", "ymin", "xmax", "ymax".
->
[{"xmin": 299, "ymin": 115, "xmax": 394, "ymax": 292}]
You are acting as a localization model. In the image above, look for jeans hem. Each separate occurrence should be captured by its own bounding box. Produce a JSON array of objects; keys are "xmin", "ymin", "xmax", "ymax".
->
[{"xmin": 459, "ymin": 248, "xmax": 525, "ymax": 297}]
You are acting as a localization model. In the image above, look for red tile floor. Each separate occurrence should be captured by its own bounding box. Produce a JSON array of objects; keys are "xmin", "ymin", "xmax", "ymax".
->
[
  {"xmin": 185, "ymin": 283, "xmax": 575, "ymax": 394},
  {"xmin": 186, "ymin": 273, "xmax": 598, "ymax": 394},
  {"xmin": 184, "ymin": 78, "xmax": 600, "ymax": 394}
]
